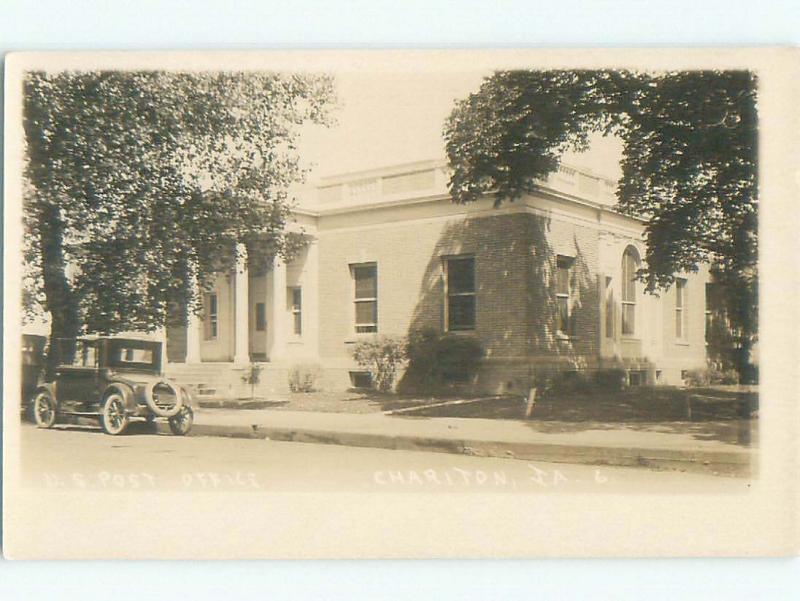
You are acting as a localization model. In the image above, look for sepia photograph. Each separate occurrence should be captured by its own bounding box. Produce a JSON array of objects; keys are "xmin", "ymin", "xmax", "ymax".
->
[{"xmin": 3, "ymin": 49, "xmax": 797, "ymax": 559}]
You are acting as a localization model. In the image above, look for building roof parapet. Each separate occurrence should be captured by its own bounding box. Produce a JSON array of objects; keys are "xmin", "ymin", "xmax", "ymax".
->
[{"xmin": 295, "ymin": 158, "xmax": 644, "ymax": 224}]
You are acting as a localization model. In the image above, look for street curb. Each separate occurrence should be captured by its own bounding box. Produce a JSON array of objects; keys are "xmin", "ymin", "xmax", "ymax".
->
[{"xmin": 188, "ymin": 422, "xmax": 754, "ymax": 477}]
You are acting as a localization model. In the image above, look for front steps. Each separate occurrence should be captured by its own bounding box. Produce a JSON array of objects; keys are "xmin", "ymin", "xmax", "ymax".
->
[{"xmin": 166, "ymin": 362, "xmax": 292, "ymax": 400}]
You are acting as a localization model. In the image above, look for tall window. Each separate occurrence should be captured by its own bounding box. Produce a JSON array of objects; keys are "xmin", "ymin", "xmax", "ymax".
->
[
  {"xmin": 204, "ymin": 293, "xmax": 218, "ymax": 340},
  {"xmin": 255, "ymin": 302, "xmax": 266, "ymax": 332},
  {"xmin": 704, "ymin": 282, "xmax": 714, "ymax": 345},
  {"xmin": 352, "ymin": 264, "xmax": 377, "ymax": 333},
  {"xmin": 604, "ymin": 276, "xmax": 615, "ymax": 339},
  {"xmin": 675, "ymin": 278, "xmax": 687, "ymax": 339},
  {"xmin": 621, "ymin": 247, "xmax": 639, "ymax": 336},
  {"xmin": 556, "ymin": 255, "xmax": 573, "ymax": 336},
  {"xmin": 445, "ymin": 256, "xmax": 476, "ymax": 331},
  {"xmin": 288, "ymin": 287, "xmax": 302, "ymax": 336}
]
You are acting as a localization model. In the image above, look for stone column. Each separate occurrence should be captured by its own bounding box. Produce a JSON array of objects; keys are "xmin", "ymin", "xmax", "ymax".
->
[
  {"xmin": 268, "ymin": 257, "xmax": 287, "ymax": 361},
  {"xmin": 233, "ymin": 243, "xmax": 250, "ymax": 364},
  {"xmin": 185, "ymin": 271, "xmax": 202, "ymax": 364},
  {"xmin": 154, "ymin": 326, "xmax": 168, "ymax": 373}
]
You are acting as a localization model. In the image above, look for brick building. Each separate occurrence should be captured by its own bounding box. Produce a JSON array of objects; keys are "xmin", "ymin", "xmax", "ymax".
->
[{"xmin": 165, "ymin": 159, "xmax": 708, "ymax": 398}]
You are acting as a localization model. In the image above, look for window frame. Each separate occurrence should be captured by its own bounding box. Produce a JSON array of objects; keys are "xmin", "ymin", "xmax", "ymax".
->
[
  {"xmin": 604, "ymin": 275, "xmax": 615, "ymax": 339},
  {"xmin": 443, "ymin": 255, "xmax": 476, "ymax": 332},
  {"xmin": 351, "ymin": 263, "xmax": 378, "ymax": 334},
  {"xmin": 675, "ymin": 278, "xmax": 687, "ymax": 340},
  {"xmin": 555, "ymin": 255, "xmax": 574, "ymax": 337},
  {"xmin": 288, "ymin": 286, "xmax": 302, "ymax": 337},
  {"xmin": 255, "ymin": 301, "xmax": 266, "ymax": 332},
  {"xmin": 621, "ymin": 247, "xmax": 639, "ymax": 337},
  {"xmin": 704, "ymin": 282, "xmax": 714, "ymax": 345},
  {"xmin": 204, "ymin": 292, "xmax": 218, "ymax": 341}
]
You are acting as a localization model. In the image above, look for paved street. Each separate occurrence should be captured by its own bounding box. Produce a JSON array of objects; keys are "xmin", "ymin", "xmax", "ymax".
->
[{"xmin": 18, "ymin": 423, "xmax": 750, "ymax": 494}]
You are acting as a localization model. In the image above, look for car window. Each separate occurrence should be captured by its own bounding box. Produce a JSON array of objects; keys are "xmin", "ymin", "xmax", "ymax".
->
[
  {"xmin": 59, "ymin": 340, "xmax": 97, "ymax": 368},
  {"xmin": 115, "ymin": 347, "xmax": 154, "ymax": 364}
]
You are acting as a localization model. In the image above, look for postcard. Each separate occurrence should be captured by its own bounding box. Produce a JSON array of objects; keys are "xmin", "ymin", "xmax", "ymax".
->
[{"xmin": 3, "ymin": 49, "xmax": 798, "ymax": 558}]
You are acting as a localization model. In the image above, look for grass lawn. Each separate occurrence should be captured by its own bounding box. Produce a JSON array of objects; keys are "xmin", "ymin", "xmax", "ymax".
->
[
  {"xmin": 408, "ymin": 386, "xmax": 758, "ymax": 422},
  {"xmin": 201, "ymin": 385, "xmax": 757, "ymax": 423},
  {"xmin": 200, "ymin": 389, "xmax": 468, "ymax": 414}
]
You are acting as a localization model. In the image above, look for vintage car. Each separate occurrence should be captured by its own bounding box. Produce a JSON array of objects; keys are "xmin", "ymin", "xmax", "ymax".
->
[{"xmin": 31, "ymin": 336, "xmax": 194, "ymax": 436}]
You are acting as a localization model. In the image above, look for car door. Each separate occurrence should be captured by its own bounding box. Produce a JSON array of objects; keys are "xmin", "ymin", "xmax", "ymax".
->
[{"xmin": 55, "ymin": 340, "xmax": 99, "ymax": 408}]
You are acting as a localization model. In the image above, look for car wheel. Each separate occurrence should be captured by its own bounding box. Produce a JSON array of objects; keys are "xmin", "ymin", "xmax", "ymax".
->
[
  {"xmin": 168, "ymin": 406, "xmax": 193, "ymax": 436},
  {"xmin": 33, "ymin": 391, "xmax": 57, "ymax": 429},
  {"xmin": 101, "ymin": 393, "xmax": 129, "ymax": 435}
]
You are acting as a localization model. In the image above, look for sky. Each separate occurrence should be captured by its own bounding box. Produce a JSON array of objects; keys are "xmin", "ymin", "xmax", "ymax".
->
[{"xmin": 297, "ymin": 69, "xmax": 625, "ymax": 182}]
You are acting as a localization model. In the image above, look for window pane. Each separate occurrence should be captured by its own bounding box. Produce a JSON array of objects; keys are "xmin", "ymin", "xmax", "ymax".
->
[
  {"xmin": 447, "ymin": 257, "xmax": 475, "ymax": 294},
  {"xmin": 605, "ymin": 277, "xmax": 614, "ymax": 338},
  {"xmin": 557, "ymin": 297, "xmax": 570, "ymax": 334},
  {"xmin": 556, "ymin": 256, "xmax": 572, "ymax": 295},
  {"xmin": 675, "ymin": 310, "xmax": 683, "ymax": 338},
  {"xmin": 255, "ymin": 302, "xmax": 266, "ymax": 331},
  {"xmin": 622, "ymin": 304, "xmax": 635, "ymax": 335},
  {"xmin": 294, "ymin": 312, "xmax": 302, "ymax": 336},
  {"xmin": 556, "ymin": 266, "xmax": 569, "ymax": 296},
  {"xmin": 116, "ymin": 347, "xmax": 153, "ymax": 364},
  {"xmin": 676, "ymin": 279, "xmax": 685, "ymax": 308},
  {"xmin": 354, "ymin": 265, "xmax": 377, "ymax": 299},
  {"xmin": 622, "ymin": 252, "xmax": 637, "ymax": 302},
  {"xmin": 292, "ymin": 287, "xmax": 302, "ymax": 310},
  {"xmin": 205, "ymin": 293, "xmax": 218, "ymax": 340},
  {"xmin": 355, "ymin": 300, "xmax": 377, "ymax": 326},
  {"xmin": 448, "ymin": 295, "xmax": 476, "ymax": 330}
]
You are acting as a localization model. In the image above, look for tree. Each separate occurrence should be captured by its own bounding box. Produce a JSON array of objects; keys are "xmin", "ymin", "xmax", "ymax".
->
[
  {"xmin": 23, "ymin": 71, "xmax": 334, "ymax": 372},
  {"xmin": 444, "ymin": 70, "xmax": 757, "ymax": 379}
]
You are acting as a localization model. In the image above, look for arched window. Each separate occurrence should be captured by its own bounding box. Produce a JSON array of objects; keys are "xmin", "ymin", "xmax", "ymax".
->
[{"xmin": 621, "ymin": 247, "xmax": 640, "ymax": 336}]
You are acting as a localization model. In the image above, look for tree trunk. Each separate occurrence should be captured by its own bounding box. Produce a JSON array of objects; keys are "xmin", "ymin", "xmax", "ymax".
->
[{"xmin": 39, "ymin": 205, "xmax": 81, "ymax": 378}]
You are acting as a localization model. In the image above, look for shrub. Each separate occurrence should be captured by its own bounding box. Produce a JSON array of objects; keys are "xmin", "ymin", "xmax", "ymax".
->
[
  {"xmin": 288, "ymin": 363, "xmax": 322, "ymax": 393},
  {"xmin": 683, "ymin": 368, "xmax": 709, "ymax": 387},
  {"xmin": 713, "ymin": 368, "xmax": 739, "ymax": 385},
  {"xmin": 241, "ymin": 363, "xmax": 263, "ymax": 400},
  {"xmin": 547, "ymin": 370, "xmax": 592, "ymax": 395},
  {"xmin": 352, "ymin": 336, "xmax": 407, "ymax": 393},
  {"xmin": 401, "ymin": 328, "xmax": 484, "ymax": 394},
  {"xmin": 432, "ymin": 333, "xmax": 484, "ymax": 384},
  {"xmin": 592, "ymin": 368, "xmax": 628, "ymax": 392},
  {"xmin": 684, "ymin": 366, "xmax": 740, "ymax": 387}
]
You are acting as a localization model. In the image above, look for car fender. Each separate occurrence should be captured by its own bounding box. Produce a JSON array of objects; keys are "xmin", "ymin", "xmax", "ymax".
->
[
  {"xmin": 102, "ymin": 382, "xmax": 138, "ymax": 414},
  {"xmin": 179, "ymin": 385, "xmax": 195, "ymax": 410},
  {"xmin": 33, "ymin": 382, "xmax": 58, "ymax": 406}
]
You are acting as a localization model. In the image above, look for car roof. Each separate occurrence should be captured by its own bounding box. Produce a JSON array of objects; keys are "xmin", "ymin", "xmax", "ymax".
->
[{"xmin": 57, "ymin": 335, "xmax": 159, "ymax": 344}]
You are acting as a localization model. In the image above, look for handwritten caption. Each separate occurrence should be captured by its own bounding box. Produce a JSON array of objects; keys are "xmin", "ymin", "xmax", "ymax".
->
[
  {"xmin": 372, "ymin": 464, "xmax": 609, "ymax": 489},
  {"xmin": 40, "ymin": 471, "xmax": 261, "ymax": 490}
]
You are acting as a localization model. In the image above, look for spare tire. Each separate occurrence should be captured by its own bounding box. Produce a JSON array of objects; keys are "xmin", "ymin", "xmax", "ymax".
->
[{"xmin": 144, "ymin": 379, "xmax": 183, "ymax": 418}]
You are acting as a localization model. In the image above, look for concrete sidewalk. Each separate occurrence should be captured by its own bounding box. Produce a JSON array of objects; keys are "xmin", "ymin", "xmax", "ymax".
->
[{"xmin": 183, "ymin": 408, "xmax": 756, "ymax": 476}]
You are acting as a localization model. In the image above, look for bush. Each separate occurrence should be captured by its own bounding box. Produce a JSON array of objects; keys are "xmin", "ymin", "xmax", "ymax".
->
[
  {"xmin": 352, "ymin": 336, "xmax": 407, "ymax": 393},
  {"xmin": 712, "ymin": 368, "xmax": 740, "ymax": 385},
  {"xmin": 547, "ymin": 370, "xmax": 592, "ymax": 395},
  {"xmin": 241, "ymin": 363, "xmax": 264, "ymax": 400},
  {"xmin": 684, "ymin": 366, "xmax": 740, "ymax": 387},
  {"xmin": 401, "ymin": 328, "xmax": 484, "ymax": 394},
  {"xmin": 530, "ymin": 368, "xmax": 625, "ymax": 398},
  {"xmin": 288, "ymin": 363, "xmax": 322, "ymax": 393},
  {"xmin": 592, "ymin": 368, "xmax": 628, "ymax": 392}
]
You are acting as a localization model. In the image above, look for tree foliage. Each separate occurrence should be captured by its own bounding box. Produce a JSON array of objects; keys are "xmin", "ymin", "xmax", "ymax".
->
[
  {"xmin": 23, "ymin": 71, "xmax": 334, "ymax": 351},
  {"xmin": 444, "ymin": 70, "xmax": 758, "ymax": 373}
]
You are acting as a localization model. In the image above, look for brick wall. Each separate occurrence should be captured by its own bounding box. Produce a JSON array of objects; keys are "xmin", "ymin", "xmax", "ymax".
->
[
  {"xmin": 317, "ymin": 213, "xmax": 538, "ymax": 360},
  {"xmin": 525, "ymin": 212, "xmax": 600, "ymax": 361},
  {"xmin": 316, "ymin": 207, "xmax": 604, "ymax": 392}
]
